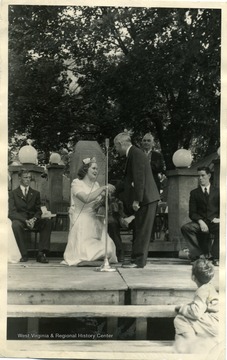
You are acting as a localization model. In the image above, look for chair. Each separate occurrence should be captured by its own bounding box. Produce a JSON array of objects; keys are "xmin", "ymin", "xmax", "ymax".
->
[
  {"xmin": 53, "ymin": 201, "xmax": 70, "ymax": 231},
  {"xmin": 55, "ymin": 212, "xmax": 69, "ymax": 231},
  {"xmin": 24, "ymin": 227, "xmax": 40, "ymax": 251},
  {"xmin": 152, "ymin": 202, "xmax": 168, "ymax": 240}
]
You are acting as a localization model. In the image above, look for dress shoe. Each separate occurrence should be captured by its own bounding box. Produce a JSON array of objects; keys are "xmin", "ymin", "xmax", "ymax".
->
[
  {"xmin": 20, "ymin": 256, "xmax": 28, "ymax": 262},
  {"xmin": 36, "ymin": 253, "xmax": 49, "ymax": 264},
  {"xmin": 122, "ymin": 263, "xmax": 139, "ymax": 268},
  {"xmin": 212, "ymin": 259, "xmax": 219, "ymax": 267},
  {"xmin": 200, "ymin": 254, "xmax": 213, "ymax": 260}
]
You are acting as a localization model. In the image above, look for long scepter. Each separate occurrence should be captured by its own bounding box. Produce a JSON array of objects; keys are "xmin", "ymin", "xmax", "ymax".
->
[{"xmin": 96, "ymin": 138, "xmax": 116, "ymax": 272}]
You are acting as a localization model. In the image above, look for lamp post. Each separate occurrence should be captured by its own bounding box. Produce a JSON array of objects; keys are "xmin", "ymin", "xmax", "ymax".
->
[
  {"xmin": 212, "ymin": 147, "xmax": 220, "ymax": 188},
  {"xmin": 49, "ymin": 152, "xmax": 61, "ymax": 165},
  {"xmin": 172, "ymin": 149, "xmax": 193, "ymax": 168},
  {"xmin": 18, "ymin": 141, "xmax": 38, "ymax": 165},
  {"xmin": 166, "ymin": 149, "xmax": 198, "ymax": 253},
  {"xmin": 9, "ymin": 142, "xmax": 43, "ymax": 191},
  {"xmin": 47, "ymin": 153, "xmax": 65, "ymax": 213}
]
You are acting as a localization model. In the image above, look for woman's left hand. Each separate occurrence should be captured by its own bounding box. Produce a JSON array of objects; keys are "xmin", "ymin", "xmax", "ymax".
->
[{"xmin": 108, "ymin": 184, "xmax": 116, "ymax": 193}]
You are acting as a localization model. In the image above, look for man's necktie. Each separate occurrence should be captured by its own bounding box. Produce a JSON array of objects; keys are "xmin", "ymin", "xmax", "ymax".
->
[
  {"xmin": 204, "ymin": 187, "xmax": 209, "ymax": 202},
  {"xmin": 24, "ymin": 187, "xmax": 28, "ymax": 198}
]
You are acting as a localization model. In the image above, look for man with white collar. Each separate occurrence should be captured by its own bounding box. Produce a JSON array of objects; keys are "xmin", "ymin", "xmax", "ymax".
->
[
  {"xmin": 114, "ymin": 132, "xmax": 160, "ymax": 268},
  {"xmin": 9, "ymin": 168, "xmax": 52, "ymax": 263},
  {"xmin": 181, "ymin": 166, "xmax": 220, "ymax": 266},
  {"xmin": 141, "ymin": 133, "xmax": 165, "ymax": 192}
]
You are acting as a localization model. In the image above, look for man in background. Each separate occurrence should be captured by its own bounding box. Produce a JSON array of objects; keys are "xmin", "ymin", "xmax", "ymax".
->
[{"xmin": 141, "ymin": 133, "xmax": 165, "ymax": 192}]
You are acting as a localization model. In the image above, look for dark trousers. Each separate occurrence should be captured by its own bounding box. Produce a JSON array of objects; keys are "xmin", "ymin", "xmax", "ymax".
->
[
  {"xmin": 12, "ymin": 218, "xmax": 52, "ymax": 257},
  {"xmin": 181, "ymin": 221, "xmax": 219, "ymax": 260},
  {"xmin": 108, "ymin": 220, "xmax": 124, "ymax": 260},
  {"xmin": 132, "ymin": 201, "xmax": 158, "ymax": 268}
]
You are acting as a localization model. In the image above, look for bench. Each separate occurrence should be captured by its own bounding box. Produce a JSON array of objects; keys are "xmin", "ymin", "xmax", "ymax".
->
[{"xmin": 54, "ymin": 211, "xmax": 69, "ymax": 231}]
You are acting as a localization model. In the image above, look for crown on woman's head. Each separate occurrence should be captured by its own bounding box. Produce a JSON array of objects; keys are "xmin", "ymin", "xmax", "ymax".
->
[{"xmin": 82, "ymin": 157, "xmax": 96, "ymax": 165}]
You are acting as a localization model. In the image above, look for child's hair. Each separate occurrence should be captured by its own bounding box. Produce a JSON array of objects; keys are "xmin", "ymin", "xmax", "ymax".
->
[{"xmin": 192, "ymin": 259, "xmax": 215, "ymax": 284}]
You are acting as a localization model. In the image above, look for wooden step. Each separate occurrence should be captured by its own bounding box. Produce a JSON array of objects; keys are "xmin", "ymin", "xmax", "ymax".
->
[
  {"xmin": 7, "ymin": 304, "xmax": 177, "ymax": 341},
  {"xmin": 5, "ymin": 340, "xmax": 174, "ymax": 357},
  {"xmin": 8, "ymin": 304, "xmax": 176, "ymax": 318}
]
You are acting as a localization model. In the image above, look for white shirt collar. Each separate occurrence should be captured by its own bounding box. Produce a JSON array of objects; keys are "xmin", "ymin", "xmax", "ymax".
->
[
  {"xmin": 20, "ymin": 185, "xmax": 29, "ymax": 195},
  {"xmin": 143, "ymin": 149, "xmax": 152, "ymax": 155},
  {"xmin": 126, "ymin": 145, "xmax": 133, "ymax": 157},
  {"xmin": 201, "ymin": 184, "xmax": 211, "ymax": 193}
]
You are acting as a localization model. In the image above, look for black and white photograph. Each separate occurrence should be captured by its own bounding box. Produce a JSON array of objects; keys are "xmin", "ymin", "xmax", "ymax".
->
[{"xmin": 0, "ymin": 0, "xmax": 226, "ymax": 358}]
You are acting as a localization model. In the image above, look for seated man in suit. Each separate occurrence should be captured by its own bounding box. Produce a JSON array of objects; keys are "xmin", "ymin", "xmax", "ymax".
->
[
  {"xmin": 181, "ymin": 166, "xmax": 219, "ymax": 266},
  {"xmin": 8, "ymin": 168, "xmax": 52, "ymax": 263}
]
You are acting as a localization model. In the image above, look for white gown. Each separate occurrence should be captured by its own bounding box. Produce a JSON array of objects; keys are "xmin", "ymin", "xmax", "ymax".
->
[
  {"xmin": 62, "ymin": 179, "xmax": 117, "ymax": 266},
  {"xmin": 8, "ymin": 219, "xmax": 21, "ymax": 263}
]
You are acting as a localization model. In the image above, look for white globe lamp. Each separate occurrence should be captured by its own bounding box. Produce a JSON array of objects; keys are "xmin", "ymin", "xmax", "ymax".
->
[
  {"xmin": 11, "ymin": 160, "xmax": 21, "ymax": 166},
  {"xmin": 172, "ymin": 149, "xmax": 192, "ymax": 168},
  {"xmin": 49, "ymin": 152, "xmax": 61, "ymax": 165},
  {"xmin": 18, "ymin": 144, "xmax": 38, "ymax": 164}
]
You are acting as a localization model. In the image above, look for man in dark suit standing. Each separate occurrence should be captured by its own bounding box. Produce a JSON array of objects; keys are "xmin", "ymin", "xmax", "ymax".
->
[
  {"xmin": 114, "ymin": 132, "xmax": 160, "ymax": 268},
  {"xmin": 9, "ymin": 169, "xmax": 52, "ymax": 263},
  {"xmin": 181, "ymin": 166, "xmax": 219, "ymax": 266},
  {"xmin": 141, "ymin": 133, "xmax": 165, "ymax": 192}
]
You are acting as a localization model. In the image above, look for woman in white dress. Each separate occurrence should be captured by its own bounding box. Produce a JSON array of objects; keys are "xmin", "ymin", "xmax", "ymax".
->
[
  {"xmin": 8, "ymin": 219, "xmax": 21, "ymax": 263},
  {"xmin": 62, "ymin": 158, "xmax": 117, "ymax": 266},
  {"xmin": 8, "ymin": 172, "xmax": 21, "ymax": 263}
]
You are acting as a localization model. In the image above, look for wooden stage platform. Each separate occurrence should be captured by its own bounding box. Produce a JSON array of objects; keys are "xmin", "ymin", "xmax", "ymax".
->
[
  {"xmin": 6, "ymin": 258, "xmax": 220, "ymax": 358},
  {"xmin": 7, "ymin": 257, "xmax": 219, "ymax": 307}
]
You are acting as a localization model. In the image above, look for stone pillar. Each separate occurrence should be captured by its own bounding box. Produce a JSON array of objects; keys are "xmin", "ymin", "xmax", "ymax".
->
[
  {"xmin": 166, "ymin": 168, "xmax": 198, "ymax": 251},
  {"xmin": 212, "ymin": 159, "xmax": 220, "ymax": 188},
  {"xmin": 70, "ymin": 141, "xmax": 106, "ymax": 185},
  {"xmin": 46, "ymin": 164, "xmax": 65, "ymax": 213}
]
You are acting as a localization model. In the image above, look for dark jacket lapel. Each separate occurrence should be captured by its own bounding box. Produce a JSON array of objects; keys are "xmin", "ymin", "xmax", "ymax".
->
[
  {"xmin": 124, "ymin": 146, "xmax": 133, "ymax": 174},
  {"xmin": 26, "ymin": 187, "xmax": 35, "ymax": 203},
  {"xmin": 198, "ymin": 186, "xmax": 206, "ymax": 201},
  {"xmin": 15, "ymin": 186, "xmax": 26, "ymax": 202}
]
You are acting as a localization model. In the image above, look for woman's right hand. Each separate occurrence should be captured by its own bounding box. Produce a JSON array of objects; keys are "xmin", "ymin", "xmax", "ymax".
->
[
  {"xmin": 101, "ymin": 185, "xmax": 115, "ymax": 193},
  {"xmin": 98, "ymin": 185, "xmax": 113, "ymax": 198},
  {"xmin": 99, "ymin": 186, "xmax": 107, "ymax": 197}
]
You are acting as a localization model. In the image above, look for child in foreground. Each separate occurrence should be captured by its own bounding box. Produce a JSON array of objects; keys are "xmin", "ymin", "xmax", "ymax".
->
[{"xmin": 174, "ymin": 258, "xmax": 219, "ymax": 353}]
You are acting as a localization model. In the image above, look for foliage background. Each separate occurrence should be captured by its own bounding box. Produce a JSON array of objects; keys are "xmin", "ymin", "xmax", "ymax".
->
[{"xmin": 8, "ymin": 6, "xmax": 221, "ymax": 177}]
